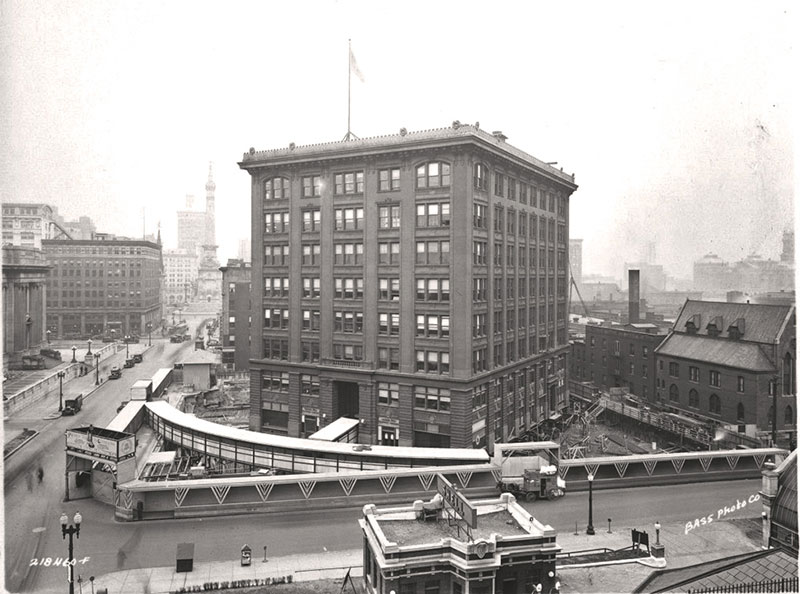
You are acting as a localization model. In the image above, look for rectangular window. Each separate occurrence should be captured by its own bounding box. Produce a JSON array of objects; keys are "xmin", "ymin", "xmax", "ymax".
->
[
  {"xmin": 378, "ymin": 168, "xmax": 400, "ymax": 191},
  {"xmin": 301, "ymin": 374, "xmax": 320, "ymax": 396},
  {"xmin": 378, "ymin": 205, "xmax": 401, "ymax": 229},
  {"xmin": 507, "ymin": 178, "xmax": 516, "ymax": 200},
  {"xmin": 416, "ymin": 278, "xmax": 450, "ymax": 301},
  {"xmin": 301, "ymin": 341, "xmax": 320, "ymax": 362},
  {"xmin": 334, "ymin": 311, "xmax": 364, "ymax": 333},
  {"xmin": 379, "ymin": 242, "xmax": 401, "ymax": 265},
  {"xmin": 494, "ymin": 173, "xmax": 505, "ymax": 197},
  {"xmin": 414, "ymin": 386, "xmax": 451, "ymax": 411},
  {"xmin": 473, "ymin": 277, "xmax": 487, "ymax": 301},
  {"xmin": 264, "ymin": 277, "xmax": 289, "ymax": 297},
  {"xmin": 689, "ymin": 366, "xmax": 699, "ymax": 382},
  {"xmin": 334, "ymin": 171, "xmax": 364, "ymax": 195},
  {"xmin": 709, "ymin": 370, "xmax": 721, "ymax": 387},
  {"xmin": 378, "ymin": 347, "xmax": 400, "ymax": 370},
  {"xmin": 264, "ymin": 178, "xmax": 289, "ymax": 201},
  {"xmin": 378, "ymin": 382, "xmax": 399, "ymax": 406},
  {"xmin": 302, "ymin": 277, "xmax": 320, "ymax": 298},
  {"xmin": 302, "ymin": 310, "xmax": 320, "ymax": 331},
  {"xmin": 334, "ymin": 207, "xmax": 364, "ymax": 230},
  {"xmin": 302, "ymin": 209, "xmax": 321, "ymax": 232},
  {"xmin": 334, "ymin": 242, "xmax": 364, "ymax": 265},
  {"xmin": 264, "ymin": 211, "xmax": 290, "ymax": 234},
  {"xmin": 416, "ymin": 314, "xmax": 450, "ymax": 338},
  {"xmin": 302, "ymin": 175, "xmax": 321, "ymax": 198},
  {"xmin": 669, "ymin": 362, "xmax": 679, "ymax": 377},
  {"xmin": 262, "ymin": 338, "xmax": 289, "ymax": 360},
  {"xmin": 333, "ymin": 343, "xmax": 363, "ymax": 361},
  {"xmin": 264, "ymin": 244, "xmax": 289, "ymax": 266},
  {"xmin": 378, "ymin": 312, "xmax": 400, "ymax": 335},
  {"xmin": 378, "ymin": 277, "xmax": 400, "ymax": 301},
  {"xmin": 473, "ymin": 313, "xmax": 487, "ymax": 337},
  {"xmin": 416, "ymin": 350, "xmax": 450, "ymax": 374},
  {"xmin": 264, "ymin": 308, "xmax": 290, "ymax": 329},
  {"xmin": 416, "ymin": 202, "xmax": 451, "ymax": 227},
  {"xmin": 473, "ymin": 348, "xmax": 487, "ymax": 372},
  {"xmin": 737, "ymin": 376, "xmax": 745, "ymax": 392},
  {"xmin": 261, "ymin": 371, "xmax": 290, "ymax": 392},
  {"xmin": 334, "ymin": 277, "xmax": 364, "ymax": 299},
  {"xmin": 473, "ymin": 203, "xmax": 487, "ymax": 229},
  {"xmin": 473, "ymin": 241, "xmax": 487, "ymax": 265},
  {"xmin": 302, "ymin": 243, "xmax": 320, "ymax": 265},
  {"xmin": 415, "ymin": 240, "xmax": 450, "ymax": 265}
]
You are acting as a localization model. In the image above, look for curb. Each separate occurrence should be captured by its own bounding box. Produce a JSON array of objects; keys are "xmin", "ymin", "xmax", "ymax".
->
[{"xmin": 3, "ymin": 430, "xmax": 40, "ymax": 460}]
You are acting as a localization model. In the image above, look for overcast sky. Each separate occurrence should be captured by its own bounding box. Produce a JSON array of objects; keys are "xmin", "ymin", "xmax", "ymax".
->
[{"xmin": 1, "ymin": 1, "xmax": 794, "ymax": 280}]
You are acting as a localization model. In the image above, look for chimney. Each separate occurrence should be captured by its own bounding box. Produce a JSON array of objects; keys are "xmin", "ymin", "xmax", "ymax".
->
[{"xmin": 628, "ymin": 269, "xmax": 640, "ymax": 324}]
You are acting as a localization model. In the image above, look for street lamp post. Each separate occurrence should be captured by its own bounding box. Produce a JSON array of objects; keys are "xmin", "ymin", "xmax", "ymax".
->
[
  {"xmin": 124, "ymin": 337, "xmax": 130, "ymax": 359},
  {"xmin": 655, "ymin": 520, "xmax": 661, "ymax": 546},
  {"xmin": 86, "ymin": 339, "xmax": 92, "ymax": 355},
  {"xmin": 60, "ymin": 511, "xmax": 82, "ymax": 594},
  {"xmin": 71, "ymin": 346, "xmax": 77, "ymax": 363},
  {"xmin": 94, "ymin": 353, "xmax": 100, "ymax": 386},
  {"xmin": 146, "ymin": 322, "xmax": 152, "ymax": 346},
  {"xmin": 57, "ymin": 370, "xmax": 66, "ymax": 412},
  {"xmin": 586, "ymin": 473, "xmax": 595, "ymax": 535},
  {"xmin": 46, "ymin": 330, "xmax": 51, "ymax": 344}
]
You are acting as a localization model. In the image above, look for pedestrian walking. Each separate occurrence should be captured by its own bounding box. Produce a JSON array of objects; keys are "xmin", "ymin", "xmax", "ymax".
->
[{"xmin": 37, "ymin": 466, "xmax": 44, "ymax": 483}]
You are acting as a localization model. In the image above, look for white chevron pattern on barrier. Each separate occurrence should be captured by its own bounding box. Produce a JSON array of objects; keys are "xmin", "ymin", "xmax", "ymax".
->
[
  {"xmin": 456, "ymin": 471, "xmax": 472, "ymax": 488},
  {"xmin": 298, "ymin": 480, "xmax": 316, "ymax": 500},
  {"xmin": 671, "ymin": 458, "xmax": 685, "ymax": 474},
  {"xmin": 379, "ymin": 475, "xmax": 397, "ymax": 493},
  {"xmin": 211, "ymin": 485, "xmax": 230, "ymax": 504},
  {"xmin": 614, "ymin": 462, "xmax": 629, "ymax": 478},
  {"xmin": 339, "ymin": 477, "xmax": 358, "ymax": 496},
  {"xmin": 175, "ymin": 487, "xmax": 189, "ymax": 508},
  {"xmin": 726, "ymin": 456, "xmax": 740, "ymax": 470},
  {"xmin": 754, "ymin": 454, "xmax": 766, "ymax": 468},
  {"xmin": 419, "ymin": 473, "xmax": 436, "ymax": 491},
  {"xmin": 255, "ymin": 482, "xmax": 273, "ymax": 502},
  {"xmin": 643, "ymin": 460, "xmax": 657, "ymax": 476},
  {"xmin": 699, "ymin": 457, "xmax": 712, "ymax": 472}
]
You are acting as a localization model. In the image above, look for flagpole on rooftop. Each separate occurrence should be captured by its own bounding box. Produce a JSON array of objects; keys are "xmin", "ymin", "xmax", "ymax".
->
[{"xmin": 345, "ymin": 39, "xmax": 352, "ymax": 141}]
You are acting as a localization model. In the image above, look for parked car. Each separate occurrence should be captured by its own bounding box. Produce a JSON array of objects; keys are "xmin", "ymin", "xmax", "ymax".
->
[
  {"xmin": 40, "ymin": 348, "xmax": 62, "ymax": 360},
  {"xmin": 123, "ymin": 335, "xmax": 140, "ymax": 343},
  {"xmin": 132, "ymin": 353, "xmax": 143, "ymax": 363},
  {"xmin": 109, "ymin": 366, "xmax": 122, "ymax": 379},
  {"xmin": 123, "ymin": 358, "xmax": 135, "ymax": 368},
  {"xmin": 62, "ymin": 394, "xmax": 83, "ymax": 416}
]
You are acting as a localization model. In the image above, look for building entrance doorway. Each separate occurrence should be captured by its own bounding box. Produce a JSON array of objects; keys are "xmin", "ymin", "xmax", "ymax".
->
[
  {"xmin": 379, "ymin": 426, "xmax": 398, "ymax": 446},
  {"xmin": 333, "ymin": 381, "xmax": 359, "ymax": 418}
]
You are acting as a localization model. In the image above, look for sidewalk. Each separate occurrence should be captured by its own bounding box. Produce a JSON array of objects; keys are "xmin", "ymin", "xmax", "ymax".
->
[
  {"xmin": 91, "ymin": 549, "xmax": 363, "ymax": 594},
  {"xmin": 85, "ymin": 518, "xmax": 761, "ymax": 594}
]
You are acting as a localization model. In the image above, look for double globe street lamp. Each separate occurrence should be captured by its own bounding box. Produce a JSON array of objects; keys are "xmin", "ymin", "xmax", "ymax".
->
[
  {"xmin": 94, "ymin": 353, "xmax": 100, "ymax": 386},
  {"xmin": 60, "ymin": 511, "xmax": 82, "ymax": 594},
  {"xmin": 57, "ymin": 370, "xmax": 66, "ymax": 412},
  {"xmin": 586, "ymin": 473, "xmax": 595, "ymax": 535}
]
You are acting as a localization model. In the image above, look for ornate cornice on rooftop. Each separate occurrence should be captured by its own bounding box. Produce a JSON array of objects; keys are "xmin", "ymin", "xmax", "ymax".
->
[{"xmin": 239, "ymin": 123, "xmax": 577, "ymax": 187}]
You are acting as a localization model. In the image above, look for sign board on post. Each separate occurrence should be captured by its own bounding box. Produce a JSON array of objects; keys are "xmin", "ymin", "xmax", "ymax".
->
[{"xmin": 436, "ymin": 474, "xmax": 477, "ymax": 529}]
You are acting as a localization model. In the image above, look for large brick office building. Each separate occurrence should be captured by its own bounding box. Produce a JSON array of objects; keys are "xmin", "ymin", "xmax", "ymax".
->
[
  {"xmin": 220, "ymin": 258, "xmax": 252, "ymax": 372},
  {"xmin": 654, "ymin": 300, "xmax": 796, "ymax": 441},
  {"xmin": 240, "ymin": 124, "xmax": 577, "ymax": 449},
  {"xmin": 42, "ymin": 237, "xmax": 163, "ymax": 338}
]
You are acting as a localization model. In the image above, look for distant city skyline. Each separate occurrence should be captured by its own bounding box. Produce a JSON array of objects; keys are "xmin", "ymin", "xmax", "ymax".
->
[{"xmin": 1, "ymin": 2, "xmax": 793, "ymax": 276}]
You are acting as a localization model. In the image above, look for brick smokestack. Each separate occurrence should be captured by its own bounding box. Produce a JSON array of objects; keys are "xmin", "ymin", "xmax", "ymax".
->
[{"xmin": 629, "ymin": 269, "xmax": 640, "ymax": 324}]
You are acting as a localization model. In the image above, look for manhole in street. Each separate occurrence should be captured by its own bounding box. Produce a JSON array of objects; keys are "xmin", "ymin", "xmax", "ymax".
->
[{"xmin": 32, "ymin": 527, "xmax": 46, "ymax": 533}]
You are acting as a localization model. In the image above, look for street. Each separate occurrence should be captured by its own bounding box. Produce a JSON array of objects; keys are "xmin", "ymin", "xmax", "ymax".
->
[{"xmin": 4, "ymin": 313, "xmax": 210, "ymax": 593}]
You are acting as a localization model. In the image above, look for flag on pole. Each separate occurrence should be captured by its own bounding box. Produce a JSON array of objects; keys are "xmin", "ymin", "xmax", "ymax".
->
[{"xmin": 350, "ymin": 45, "xmax": 365, "ymax": 83}]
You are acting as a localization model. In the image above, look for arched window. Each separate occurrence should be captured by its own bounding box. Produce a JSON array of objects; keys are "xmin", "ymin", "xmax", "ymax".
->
[
  {"xmin": 785, "ymin": 405, "xmax": 794, "ymax": 426},
  {"xmin": 689, "ymin": 389, "xmax": 699, "ymax": 408},
  {"xmin": 473, "ymin": 163, "xmax": 488, "ymax": 191},
  {"xmin": 784, "ymin": 353, "xmax": 795, "ymax": 395},
  {"xmin": 669, "ymin": 384, "xmax": 679, "ymax": 402},
  {"xmin": 416, "ymin": 162, "xmax": 451, "ymax": 189},
  {"xmin": 709, "ymin": 394, "xmax": 721, "ymax": 415},
  {"xmin": 264, "ymin": 177, "xmax": 290, "ymax": 201},
  {"xmin": 737, "ymin": 402, "xmax": 745, "ymax": 422}
]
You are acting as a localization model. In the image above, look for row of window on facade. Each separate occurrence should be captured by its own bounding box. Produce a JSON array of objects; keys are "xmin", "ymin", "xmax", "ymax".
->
[
  {"xmin": 663, "ymin": 357, "xmax": 796, "ymax": 394},
  {"xmin": 662, "ymin": 383, "xmax": 795, "ymax": 425},
  {"xmin": 45, "ymin": 246, "xmax": 148, "ymax": 255},
  {"xmin": 265, "ymin": 241, "xmax": 567, "ymax": 273},
  {"xmin": 261, "ymin": 370, "xmax": 452, "ymax": 412},
  {"xmin": 261, "ymin": 338, "xmax": 450, "ymax": 373},
  {"xmin": 266, "ymin": 205, "xmax": 564, "ymax": 242},
  {"xmin": 589, "ymin": 336, "xmax": 651, "ymax": 358},
  {"xmin": 264, "ymin": 163, "xmax": 567, "ymax": 214}
]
